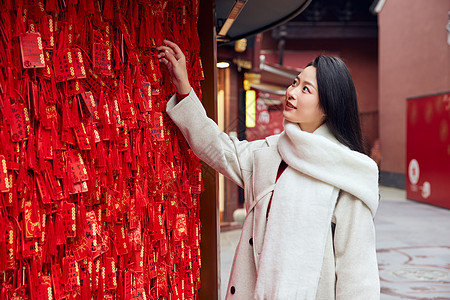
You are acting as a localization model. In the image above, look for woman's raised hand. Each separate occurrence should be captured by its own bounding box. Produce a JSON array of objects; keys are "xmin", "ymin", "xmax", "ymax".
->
[{"xmin": 157, "ymin": 40, "xmax": 191, "ymax": 95}]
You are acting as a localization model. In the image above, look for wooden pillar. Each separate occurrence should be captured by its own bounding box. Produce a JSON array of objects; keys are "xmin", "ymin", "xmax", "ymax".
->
[{"xmin": 198, "ymin": 0, "xmax": 220, "ymax": 299}]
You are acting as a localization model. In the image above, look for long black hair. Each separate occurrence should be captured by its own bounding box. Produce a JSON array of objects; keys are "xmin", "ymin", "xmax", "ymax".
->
[{"xmin": 308, "ymin": 56, "xmax": 365, "ymax": 154}]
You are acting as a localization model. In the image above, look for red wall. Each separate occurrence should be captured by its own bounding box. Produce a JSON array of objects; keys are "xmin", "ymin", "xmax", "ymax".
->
[{"xmin": 378, "ymin": 0, "xmax": 450, "ymax": 179}]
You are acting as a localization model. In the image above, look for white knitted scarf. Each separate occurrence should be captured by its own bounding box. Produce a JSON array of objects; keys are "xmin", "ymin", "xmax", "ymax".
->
[{"xmin": 254, "ymin": 121, "xmax": 379, "ymax": 299}]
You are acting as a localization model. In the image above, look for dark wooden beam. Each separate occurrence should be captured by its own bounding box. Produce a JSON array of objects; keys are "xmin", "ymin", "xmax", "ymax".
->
[{"xmin": 198, "ymin": 0, "xmax": 220, "ymax": 299}]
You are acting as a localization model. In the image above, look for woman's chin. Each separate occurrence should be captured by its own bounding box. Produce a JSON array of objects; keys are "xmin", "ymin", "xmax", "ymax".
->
[{"xmin": 282, "ymin": 113, "xmax": 296, "ymax": 124}]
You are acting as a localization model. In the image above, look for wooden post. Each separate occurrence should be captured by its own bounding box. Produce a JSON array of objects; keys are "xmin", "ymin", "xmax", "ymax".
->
[{"xmin": 198, "ymin": 0, "xmax": 220, "ymax": 299}]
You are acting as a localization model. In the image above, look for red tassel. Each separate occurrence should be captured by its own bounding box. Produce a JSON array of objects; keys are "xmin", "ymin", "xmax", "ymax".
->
[
  {"xmin": 50, "ymin": 73, "xmax": 58, "ymax": 100},
  {"xmin": 31, "ymin": 191, "xmax": 39, "ymax": 222},
  {"xmin": 97, "ymin": 264, "xmax": 104, "ymax": 299},
  {"xmin": 135, "ymin": 184, "xmax": 144, "ymax": 212},
  {"xmin": 0, "ymin": 216, "xmax": 6, "ymax": 270},
  {"xmin": 4, "ymin": 0, "xmax": 12, "ymax": 11},
  {"xmin": 27, "ymin": 134, "xmax": 37, "ymax": 171},
  {"xmin": 155, "ymin": 152, "xmax": 161, "ymax": 180},
  {"xmin": 140, "ymin": 137, "xmax": 147, "ymax": 167},
  {"xmin": 89, "ymin": 130, "xmax": 97, "ymax": 159},
  {"xmin": 173, "ymin": 136, "xmax": 181, "ymax": 160},
  {"xmin": 71, "ymin": 96, "xmax": 81, "ymax": 127},
  {"xmin": 76, "ymin": 199, "xmax": 88, "ymax": 239},
  {"xmin": 111, "ymin": 143, "xmax": 119, "ymax": 171},
  {"xmin": 51, "ymin": 122, "xmax": 58, "ymax": 152},
  {"xmin": 138, "ymin": 8, "xmax": 147, "ymax": 48},
  {"xmin": 64, "ymin": 160, "xmax": 73, "ymax": 197},
  {"xmin": 82, "ymin": 0, "xmax": 95, "ymax": 15},
  {"xmin": 62, "ymin": 99, "xmax": 72, "ymax": 132},
  {"xmin": 38, "ymin": 129, "xmax": 46, "ymax": 173},
  {"xmin": 17, "ymin": 159, "xmax": 26, "ymax": 192},
  {"xmin": 38, "ymin": 91, "xmax": 46, "ymax": 125},
  {"xmin": 46, "ymin": 0, "xmax": 57, "ymax": 12},
  {"xmin": 86, "ymin": 163, "xmax": 95, "ymax": 194},
  {"xmin": 30, "ymin": 259, "xmax": 39, "ymax": 296},
  {"xmin": 117, "ymin": 270, "xmax": 123, "ymax": 299},
  {"xmin": 167, "ymin": 141, "xmax": 174, "ymax": 163},
  {"xmin": 81, "ymin": 272, "xmax": 91, "ymax": 300},
  {"xmin": 62, "ymin": 166, "xmax": 70, "ymax": 199},
  {"xmin": 54, "ymin": 212, "xmax": 66, "ymax": 245},
  {"xmin": 106, "ymin": 153, "xmax": 113, "ymax": 186},
  {"xmin": 15, "ymin": 4, "xmax": 26, "ymax": 37},
  {"xmin": 7, "ymin": 67, "xmax": 14, "ymax": 97},
  {"xmin": 96, "ymin": 142, "xmax": 106, "ymax": 168},
  {"xmin": 129, "ymin": 2, "xmax": 138, "ymax": 43},
  {"xmin": 47, "ymin": 216, "xmax": 57, "ymax": 257},
  {"xmin": 134, "ymin": 65, "xmax": 142, "ymax": 89},
  {"xmin": 103, "ymin": 0, "xmax": 114, "ymax": 20},
  {"xmin": 97, "ymin": 89, "xmax": 111, "ymax": 140}
]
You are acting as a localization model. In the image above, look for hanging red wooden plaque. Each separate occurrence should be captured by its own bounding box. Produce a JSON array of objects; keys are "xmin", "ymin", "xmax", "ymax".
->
[
  {"xmin": 105, "ymin": 256, "xmax": 117, "ymax": 290},
  {"xmin": 73, "ymin": 48, "xmax": 87, "ymax": 79},
  {"xmin": 35, "ymin": 173, "xmax": 52, "ymax": 204},
  {"xmin": 63, "ymin": 255, "xmax": 81, "ymax": 292},
  {"xmin": 54, "ymin": 49, "xmax": 76, "ymax": 82},
  {"xmin": 139, "ymin": 82, "xmax": 152, "ymax": 113},
  {"xmin": 19, "ymin": 32, "xmax": 45, "ymax": 68},
  {"xmin": 37, "ymin": 275, "xmax": 53, "ymax": 300},
  {"xmin": 51, "ymin": 264, "xmax": 65, "ymax": 300},
  {"xmin": 41, "ymin": 15, "xmax": 55, "ymax": 49},
  {"xmin": 93, "ymin": 43, "xmax": 112, "ymax": 76},
  {"xmin": 5, "ymin": 220, "xmax": 14, "ymax": 269},
  {"xmin": 73, "ymin": 123, "xmax": 91, "ymax": 150},
  {"xmin": 61, "ymin": 201, "xmax": 76, "ymax": 238},
  {"xmin": 65, "ymin": 149, "xmax": 89, "ymax": 183},
  {"xmin": 0, "ymin": 155, "xmax": 10, "ymax": 192},
  {"xmin": 81, "ymin": 91, "xmax": 100, "ymax": 123},
  {"xmin": 151, "ymin": 112, "xmax": 164, "ymax": 141},
  {"xmin": 24, "ymin": 201, "xmax": 41, "ymax": 239},
  {"xmin": 9, "ymin": 103, "xmax": 31, "ymax": 142}
]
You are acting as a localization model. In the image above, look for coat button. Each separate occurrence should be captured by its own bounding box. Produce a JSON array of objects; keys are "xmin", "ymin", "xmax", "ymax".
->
[
  {"xmin": 249, "ymin": 238, "xmax": 253, "ymax": 246},
  {"xmin": 230, "ymin": 286, "xmax": 236, "ymax": 294}
]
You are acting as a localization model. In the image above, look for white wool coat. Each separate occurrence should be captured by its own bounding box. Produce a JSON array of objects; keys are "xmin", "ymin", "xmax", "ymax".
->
[{"xmin": 166, "ymin": 89, "xmax": 380, "ymax": 300}]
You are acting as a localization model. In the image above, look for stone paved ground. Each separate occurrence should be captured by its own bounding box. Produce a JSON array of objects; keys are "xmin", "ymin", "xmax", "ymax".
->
[
  {"xmin": 376, "ymin": 187, "xmax": 450, "ymax": 299},
  {"xmin": 219, "ymin": 186, "xmax": 450, "ymax": 300}
]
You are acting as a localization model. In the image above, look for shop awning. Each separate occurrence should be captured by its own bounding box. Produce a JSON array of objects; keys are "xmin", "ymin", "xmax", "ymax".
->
[
  {"xmin": 216, "ymin": 0, "xmax": 312, "ymax": 44},
  {"xmin": 249, "ymin": 83, "xmax": 286, "ymax": 97},
  {"xmin": 259, "ymin": 59, "xmax": 302, "ymax": 87}
]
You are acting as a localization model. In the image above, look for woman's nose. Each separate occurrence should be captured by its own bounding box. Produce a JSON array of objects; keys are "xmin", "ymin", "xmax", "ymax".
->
[{"xmin": 285, "ymin": 87, "xmax": 296, "ymax": 99}]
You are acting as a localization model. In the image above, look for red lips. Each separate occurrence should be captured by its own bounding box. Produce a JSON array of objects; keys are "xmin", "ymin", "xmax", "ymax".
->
[{"xmin": 285, "ymin": 100, "xmax": 296, "ymax": 110}]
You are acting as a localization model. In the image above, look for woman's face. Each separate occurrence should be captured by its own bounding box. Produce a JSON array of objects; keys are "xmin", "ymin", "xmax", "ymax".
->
[{"xmin": 283, "ymin": 66, "xmax": 325, "ymax": 133}]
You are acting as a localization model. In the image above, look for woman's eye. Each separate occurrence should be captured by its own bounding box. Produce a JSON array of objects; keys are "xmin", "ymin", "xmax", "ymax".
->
[
  {"xmin": 292, "ymin": 79, "xmax": 298, "ymax": 86},
  {"xmin": 303, "ymin": 86, "xmax": 310, "ymax": 93}
]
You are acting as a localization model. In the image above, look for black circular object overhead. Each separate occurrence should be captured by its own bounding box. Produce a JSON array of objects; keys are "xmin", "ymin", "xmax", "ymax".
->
[{"xmin": 216, "ymin": 0, "xmax": 312, "ymax": 44}]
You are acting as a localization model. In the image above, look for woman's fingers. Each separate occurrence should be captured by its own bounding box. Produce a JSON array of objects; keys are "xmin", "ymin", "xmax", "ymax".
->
[
  {"xmin": 157, "ymin": 42, "xmax": 180, "ymax": 60},
  {"xmin": 157, "ymin": 43, "xmax": 183, "ymax": 69},
  {"xmin": 157, "ymin": 48, "xmax": 179, "ymax": 69},
  {"xmin": 157, "ymin": 40, "xmax": 191, "ymax": 94},
  {"xmin": 158, "ymin": 57, "xmax": 169, "ymax": 66},
  {"xmin": 157, "ymin": 46, "xmax": 176, "ymax": 58},
  {"xmin": 163, "ymin": 49, "xmax": 178, "ymax": 66},
  {"xmin": 163, "ymin": 40, "xmax": 183, "ymax": 59}
]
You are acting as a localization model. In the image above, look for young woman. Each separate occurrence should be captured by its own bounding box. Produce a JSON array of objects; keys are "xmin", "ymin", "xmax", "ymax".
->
[{"xmin": 157, "ymin": 40, "xmax": 380, "ymax": 300}]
